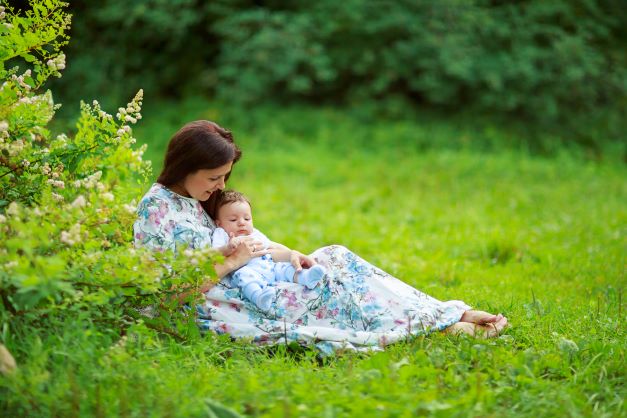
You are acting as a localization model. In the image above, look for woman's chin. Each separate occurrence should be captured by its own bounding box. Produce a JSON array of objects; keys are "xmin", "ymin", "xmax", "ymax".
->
[{"xmin": 199, "ymin": 191, "xmax": 213, "ymax": 201}]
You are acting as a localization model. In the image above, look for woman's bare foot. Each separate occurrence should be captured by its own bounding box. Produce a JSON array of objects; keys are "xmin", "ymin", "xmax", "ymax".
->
[
  {"xmin": 460, "ymin": 310, "xmax": 506, "ymax": 325},
  {"xmin": 445, "ymin": 316, "xmax": 508, "ymax": 338}
]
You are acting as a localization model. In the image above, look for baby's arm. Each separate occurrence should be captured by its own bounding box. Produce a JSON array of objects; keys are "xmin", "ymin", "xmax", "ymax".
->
[
  {"xmin": 251, "ymin": 228, "xmax": 317, "ymax": 269},
  {"xmin": 212, "ymin": 228, "xmax": 245, "ymax": 256},
  {"xmin": 266, "ymin": 241, "xmax": 317, "ymax": 268}
]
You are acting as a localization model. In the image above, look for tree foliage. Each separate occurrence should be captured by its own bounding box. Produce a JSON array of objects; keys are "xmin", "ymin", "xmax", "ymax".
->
[{"xmin": 56, "ymin": 0, "xmax": 627, "ymax": 126}]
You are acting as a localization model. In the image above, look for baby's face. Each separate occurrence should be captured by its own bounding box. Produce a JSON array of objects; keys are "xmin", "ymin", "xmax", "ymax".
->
[{"xmin": 216, "ymin": 201, "xmax": 254, "ymax": 237}]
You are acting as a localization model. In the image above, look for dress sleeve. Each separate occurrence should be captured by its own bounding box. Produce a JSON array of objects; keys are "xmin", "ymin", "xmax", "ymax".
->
[
  {"xmin": 211, "ymin": 227, "xmax": 229, "ymax": 248},
  {"xmin": 133, "ymin": 195, "xmax": 177, "ymax": 252}
]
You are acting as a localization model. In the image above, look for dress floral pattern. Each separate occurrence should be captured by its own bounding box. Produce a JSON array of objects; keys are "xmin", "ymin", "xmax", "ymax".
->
[{"xmin": 134, "ymin": 183, "xmax": 471, "ymax": 353}]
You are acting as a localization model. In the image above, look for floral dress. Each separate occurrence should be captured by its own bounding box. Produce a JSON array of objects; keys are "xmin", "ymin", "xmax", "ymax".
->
[{"xmin": 134, "ymin": 183, "xmax": 470, "ymax": 353}]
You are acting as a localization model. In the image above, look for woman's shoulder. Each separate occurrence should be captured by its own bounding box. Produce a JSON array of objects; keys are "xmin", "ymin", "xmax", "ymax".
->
[
  {"xmin": 135, "ymin": 183, "xmax": 178, "ymax": 216},
  {"xmin": 138, "ymin": 183, "xmax": 169, "ymax": 202},
  {"xmin": 137, "ymin": 183, "xmax": 182, "ymax": 209},
  {"xmin": 136, "ymin": 183, "xmax": 215, "ymax": 227}
]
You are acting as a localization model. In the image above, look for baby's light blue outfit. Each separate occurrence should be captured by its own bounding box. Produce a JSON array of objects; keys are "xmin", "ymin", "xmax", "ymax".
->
[{"xmin": 211, "ymin": 228, "xmax": 324, "ymax": 311}]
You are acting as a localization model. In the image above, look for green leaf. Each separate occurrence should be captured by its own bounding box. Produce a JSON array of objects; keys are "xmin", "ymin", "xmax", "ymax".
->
[{"xmin": 205, "ymin": 400, "xmax": 244, "ymax": 418}]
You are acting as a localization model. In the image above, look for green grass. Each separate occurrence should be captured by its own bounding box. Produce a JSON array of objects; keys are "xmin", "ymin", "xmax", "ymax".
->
[{"xmin": 3, "ymin": 100, "xmax": 625, "ymax": 417}]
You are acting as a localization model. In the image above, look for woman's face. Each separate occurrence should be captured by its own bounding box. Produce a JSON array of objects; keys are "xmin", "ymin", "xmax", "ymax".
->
[{"xmin": 182, "ymin": 161, "xmax": 233, "ymax": 201}]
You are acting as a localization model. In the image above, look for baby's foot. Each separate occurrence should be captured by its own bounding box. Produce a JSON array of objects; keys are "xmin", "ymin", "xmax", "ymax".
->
[
  {"xmin": 296, "ymin": 265, "xmax": 326, "ymax": 289},
  {"xmin": 256, "ymin": 287, "xmax": 275, "ymax": 311}
]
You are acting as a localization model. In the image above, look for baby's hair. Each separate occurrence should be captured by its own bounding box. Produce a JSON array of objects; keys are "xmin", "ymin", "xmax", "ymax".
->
[{"xmin": 215, "ymin": 190, "xmax": 251, "ymax": 212}]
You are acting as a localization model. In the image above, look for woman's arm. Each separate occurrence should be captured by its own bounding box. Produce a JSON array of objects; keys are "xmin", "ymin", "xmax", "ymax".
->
[
  {"xmin": 173, "ymin": 241, "xmax": 265, "ymax": 304},
  {"xmin": 214, "ymin": 239, "xmax": 269, "ymax": 278}
]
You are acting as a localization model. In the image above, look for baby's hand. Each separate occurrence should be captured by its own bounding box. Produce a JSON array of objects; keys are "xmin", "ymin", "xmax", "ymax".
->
[{"xmin": 227, "ymin": 234, "xmax": 245, "ymax": 253}]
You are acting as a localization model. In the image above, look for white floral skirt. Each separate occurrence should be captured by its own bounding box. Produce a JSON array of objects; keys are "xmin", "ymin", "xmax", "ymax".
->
[{"xmin": 197, "ymin": 245, "xmax": 470, "ymax": 353}]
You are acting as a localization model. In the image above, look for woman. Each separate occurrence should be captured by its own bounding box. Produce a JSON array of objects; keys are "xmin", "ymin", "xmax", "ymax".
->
[{"xmin": 134, "ymin": 121, "xmax": 508, "ymax": 353}]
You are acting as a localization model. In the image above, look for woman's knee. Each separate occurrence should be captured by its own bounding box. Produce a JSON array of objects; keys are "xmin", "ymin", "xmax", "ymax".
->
[{"xmin": 324, "ymin": 244, "xmax": 349, "ymax": 254}]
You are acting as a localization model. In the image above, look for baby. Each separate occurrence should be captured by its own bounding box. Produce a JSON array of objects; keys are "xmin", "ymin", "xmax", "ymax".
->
[{"xmin": 211, "ymin": 190, "xmax": 325, "ymax": 311}]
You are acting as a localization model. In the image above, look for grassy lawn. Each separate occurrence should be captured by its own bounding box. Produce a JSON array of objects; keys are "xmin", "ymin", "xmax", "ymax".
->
[{"xmin": 3, "ymin": 100, "xmax": 625, "ymax": 417}]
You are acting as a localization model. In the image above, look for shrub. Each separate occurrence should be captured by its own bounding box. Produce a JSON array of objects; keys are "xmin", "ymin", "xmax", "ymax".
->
[
  {"xmin": 55, "ymin": 0, "xmax": 626, "ymax": 132},
  {"xmin": 0, "ymin": 0, "xmax": 218, "ymax": 338}
]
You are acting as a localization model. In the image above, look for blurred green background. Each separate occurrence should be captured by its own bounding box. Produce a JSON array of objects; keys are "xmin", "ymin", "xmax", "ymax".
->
[{"xmin": 41, "ymin": 0, "xmax": 626, "ymax": 155}]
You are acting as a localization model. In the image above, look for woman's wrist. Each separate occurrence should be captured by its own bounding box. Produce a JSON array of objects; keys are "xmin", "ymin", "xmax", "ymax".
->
[
  {"xmin": 214, "ymin": 257, "xmax": 236, "ymax": 278},
  {"xmin": 214, "ymin": 252, "xmax": 248, "ymax": 278},
  {"xmin": 217, "ymin": 244, "xmax": 232, "ymax": 256}
]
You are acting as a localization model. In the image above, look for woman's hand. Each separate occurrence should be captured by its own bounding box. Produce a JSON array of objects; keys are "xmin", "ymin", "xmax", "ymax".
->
[
  {"xmin": 222, "ymin": 234, "xmax": 264, "ymax": 257},
  {"xmin": 214, "ymin": 237, "xmax": 268, "ymax": 278},
  {"xmin": 289, "ymin": 250, "xmax": 317, "ymax": 273}
]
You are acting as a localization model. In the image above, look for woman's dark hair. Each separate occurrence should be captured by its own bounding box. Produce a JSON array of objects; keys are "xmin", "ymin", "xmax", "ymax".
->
[{"xmin": 157, "ymin": 120, "xmax": 241, "ymax": 218}]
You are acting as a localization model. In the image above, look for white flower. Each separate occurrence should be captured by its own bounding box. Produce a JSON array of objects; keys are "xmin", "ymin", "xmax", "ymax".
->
[
  {"xmin": 83, "ymin": 171, "xmax": 102, "ymax": 188},
  {"xmin": 0, "ymin": 214, "xmax": 6, "ymax": 223},
  {"xmin": 0, "ymin": 121, "xmax": 8, "ymax": 132},
  {"xmin": 51, "ymin": 193, "xmax": 64, "ymax": 202},
  {"xmin": 6, "ymin": 202, "xmax": 19, "ymax": 217},
  {"xmin": 4, "ymin": 261, "xmax": 17, "ymax": 269},
  {"xmin": 123, "ymin": 204, "xmax": 136, "ymax": 214},
  {"xmin": 71, "ymin": 195, "xmax": 87, "ymax": 208},
  {"xmin": 56, "ymin": 54, "xmax": 66, "ymax": 70},
  {"xmin": 46, "ymin": 53, "xmax": 66, "ymax": 73},
  {"xmin": 60, "ymin": 232, "xmax": 74, "ymax": 246},
  {"xmin": 47, "ymin": 179, "xmax": 65, "ymax": 188},
  {"xmin": 102, "ymin": 192, "xmax": 114, "ymax": 201},
  {"xmin": 60, "ymin": 223, "xmax": 82, "ymax": 246}
]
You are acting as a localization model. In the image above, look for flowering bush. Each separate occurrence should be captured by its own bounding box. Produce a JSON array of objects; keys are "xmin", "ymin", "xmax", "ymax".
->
[{"xmin": 0, "ymin": 1, "xmax": 219, "ymax": 337}]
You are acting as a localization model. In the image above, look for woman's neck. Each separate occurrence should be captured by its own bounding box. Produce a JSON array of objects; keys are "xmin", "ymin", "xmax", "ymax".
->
[{"xmin": 166, "ymin": 183, "xmax": 191, "ymax": 198}]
